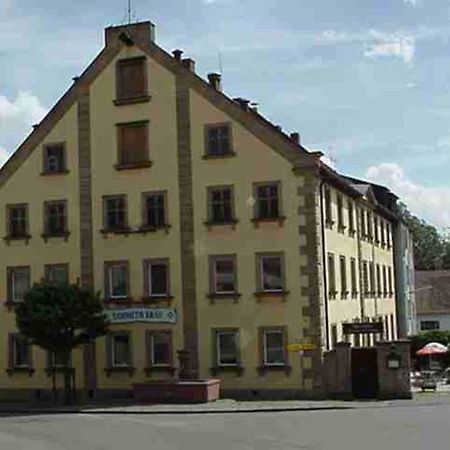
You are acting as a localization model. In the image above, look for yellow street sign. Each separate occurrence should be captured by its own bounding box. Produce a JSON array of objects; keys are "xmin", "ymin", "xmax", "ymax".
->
[{"xmin": 286, "ymin": 343, "xmax": 317, "ymax": 352}]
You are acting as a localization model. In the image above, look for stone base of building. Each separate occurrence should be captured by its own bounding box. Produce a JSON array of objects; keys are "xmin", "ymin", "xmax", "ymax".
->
[
  {"xmin": 133, "ymin": 379, "xmax": 221, "ymax": 403},
  {"xmin": 221, "ymin": 388, "xmax": 325, "ymax": 401}
]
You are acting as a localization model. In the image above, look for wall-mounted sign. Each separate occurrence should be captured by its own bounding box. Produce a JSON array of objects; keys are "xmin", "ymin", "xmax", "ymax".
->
[
  {"xmin": 287, "ymin": 343, "xmax": 317, "ymax": 352},
  {"xmin": 105, "ymin": 308, "xmax": 177, "ymax": 324},
  {"xmin": 342, "ymin": 322, "xmax": 383, "ymax": 335}
]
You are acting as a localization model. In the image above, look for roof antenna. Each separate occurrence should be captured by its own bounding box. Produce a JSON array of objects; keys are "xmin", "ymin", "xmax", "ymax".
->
[
  {"xmin": 218, "ymin": 50, "xmax": 223, "ymax": 75},
  {"xmin": 127, "ymin": 0, "xmax": 132, "ymax": 24}
]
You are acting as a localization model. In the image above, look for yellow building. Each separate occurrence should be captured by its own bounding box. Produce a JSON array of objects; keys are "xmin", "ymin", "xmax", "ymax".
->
[{"xmin": 0, "ymin": 21, "xmax": 398, "ymax": 400}]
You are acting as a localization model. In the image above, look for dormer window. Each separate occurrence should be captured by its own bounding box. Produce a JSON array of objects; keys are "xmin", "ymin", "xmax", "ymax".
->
[{"xmin": 43, "ymin": 143, "xmax": 66, "ymax": 175}]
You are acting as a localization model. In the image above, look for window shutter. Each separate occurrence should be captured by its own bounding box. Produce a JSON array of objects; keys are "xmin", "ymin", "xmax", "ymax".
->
[
  {"xmin": 145, "ymin": 331, "xmax": 152, "ymax": 367},
  {"xmin": 127, "ymin": 332, "xmax": 133, "ymax": 367},
  {"xmin": 119, "ymin": 124, "xmax": 148, "ymax": 165},
  {"xmin": 235, "ymin": 332, "xmax": 241, "ymax": 366},
  {"xmin": 105, "ymin": 335, "xmax": 112, "ymax": 369},
  {"xmin": 212, "ymin": 329, "xmax": 218, "ymax": 367},
  {"xmin": 7, "ymin": 269, "xmax": 12, "ymax": 303},
  {"xmin": 8, "ymin": 334, "xmax": 14, "ymax": 371}
]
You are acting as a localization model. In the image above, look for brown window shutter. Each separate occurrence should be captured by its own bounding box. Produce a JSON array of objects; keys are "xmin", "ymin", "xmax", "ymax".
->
[
  {"xmin": 145, "ymin": 330, "xmax": 152, "ymax": 367},
  {"xmin": 8, "ymin": 333, "xmax": 14, "ymax": 371},
  {"xmin": 7, "ymin": 268, "xmax": 12, "ymax": 303},
  {"xmin": 117, "ymin": 58, "xmax": 146, "ymax": 99},
  {"xmin": 118, "ymin": 123, "xmax": 148, "ymax": 166},
  {"xmin": 105, "ymin": 334, "xmax": 112, "ymax": 369}
]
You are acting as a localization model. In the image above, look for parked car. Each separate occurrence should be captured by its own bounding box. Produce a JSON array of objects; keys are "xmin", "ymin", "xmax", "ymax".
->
[{"xmin": 420, "ymin": 371, "xmax": 437, "ymax": 392}]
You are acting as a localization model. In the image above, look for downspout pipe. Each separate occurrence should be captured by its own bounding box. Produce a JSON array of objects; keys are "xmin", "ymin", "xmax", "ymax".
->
[{"xmin": 319, "ymin": 180, "xmax": 330, "ymax": 350}]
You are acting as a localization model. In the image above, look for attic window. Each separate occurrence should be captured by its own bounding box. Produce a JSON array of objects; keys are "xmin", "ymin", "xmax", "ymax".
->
[
  {"xmin": 115, "ymin": 57, "xmax": 149, "ymax": 105},
  {"xmin": 43, "ymin": 143, "xmax": 67, "ymax": 175}
]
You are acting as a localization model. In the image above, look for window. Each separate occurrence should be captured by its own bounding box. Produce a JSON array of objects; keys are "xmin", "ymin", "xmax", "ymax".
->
[
  {"xmin": 210, "ymin": 255, "xmax": 237, "ymax": 294},
  {"xmin": 339, "ymin": 256, "xmax": 347, "ymax": 298},
  {"xmin": 43, "ymin": 143, "xmax": 66, "ymax": 174},
  {"xmin": 382, "ymin": 265, "xmax": 387, "ymax": 296},
  {"xmin": 262, "ymin": 329, "xmax": 286, "ymax": 366},
  {"xmin": 208, "ymin": 186, "xmax": 234, "ymax": 224},
  {"xmin": 44, "ymin": 200, "xmax": 67, "ymax": 236},
  {"xmin": 7, "ymin": 266, "xmax": 30, "ymax": 303},
  {"xmin": 147, "ymin": 331, "xmax": 172, "ymax": 367},
  {"xmin": 387, "ymin": 224, "xmax": 392, "ymax": 248},
  {"xmin": 254, "ymin": 182, "xmax": 281, "ymax": 220},
  {"xmin": 9, "ymin": 334, "xmax": 31, "ymax": 369},
  {"xmin": 48, "ymin": 350, "xmax": 70, "ymax": 369},
  {"xmin": 205, "ymin": 123, "xmax": 232, "ymax": 156},
  {"xmin": 142, "ymin": 192, "xmax": 167, "ymax": 228},
  {"xmin": 117, "ymin": 121, "xmax": 149, "ymax": 167},
  {"xmin": 348, "ymin": 200, "xmax": 355, "ymax": 234},
  {"xmin": 350, "ymin": 258, "xmax": 357, "ymax": 297},
  {"xmin": 324, "ymin": 186, "xmax": 333, "ymax": 226},
  {"xmin": 380, "ymin": 220, "xmax": 386, "ymax": 246},
  {"xmin": 337, "ymin": 194, "xmax": 344, "ymax": 231},
  {"xmin": 110, "ymin": 333, "xmax": 131, "ymax": 367},
  {"xmin": 420, "ymin": 320, "xmax": 440, "ymax": 331},
  {"xmin": 105, "ymin": 261, "xmax": 128, "ymax": 299},
  {"xmin": 388, "ymin": 267, "xmax": 393, "ymax": 295},
  {"xmin": 7, "ymin": 204, "xmax": 28, "ymax": 238},
  {"xmin": 362, "ymin": 261, "xmax": 368, "ymax": 297},
  {"xmin": 390, "ymin": 314, "xmax": 396, "ymax": 340},
  {"xmin": 331, "ymin": 324, "xmax": 338, "ymax": 348},
  {"xmin": 369, "ymin": 262, "xmax": 375, "ymax": 296},
  {"xmin": 374, "ymin": 216, "xmax": 379, "ymax": 243},
  {"xmin": 360, "ymin": 209, "xmax": 366, "ymax": 237},
  {"xmin": 45, "ymin": 264, "xmax": 69, "ymax": 284},
  {"xmin": 116, "ymin": 57, "xmax": 147, "ymax": 100},
  {"xmin": 328, "ymin": 253, "xmax": 336, "ymax": 299},
  {"xmin": 258, "ymin": 254, "xmax": 284, "ymax": 293},
  {"xmin": 216, "ymin": 330, "xmax": 239, "ymax": 366},
  {"xmin": 103, "ymin": 195, "xmax": 127, "ymax": 231},
  {"xmin": 144, "ymin": 259, "xmax": 169, "ymax": 298},
  {"xmin": 366, "ymin": 211, "xmax": 373, "ymax": 240},
  {"xmin": 376, "ymin": 264, "xmax": 381, "ymax": 296}
]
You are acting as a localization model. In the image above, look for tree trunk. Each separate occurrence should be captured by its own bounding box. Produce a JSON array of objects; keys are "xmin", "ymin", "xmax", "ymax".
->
[{"xmin": 63, "ymin": 350, "xmax": 72, "ymax": 405}]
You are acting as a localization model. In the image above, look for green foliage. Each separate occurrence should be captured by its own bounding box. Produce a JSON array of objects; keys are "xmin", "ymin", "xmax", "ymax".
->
[
  {"xmin": 15, "ymin": 282, "xmax": 108, "ymax": 354},
  {"xmin": 398, "ymin": 202, "xmax": 450, "ymax": 271}
]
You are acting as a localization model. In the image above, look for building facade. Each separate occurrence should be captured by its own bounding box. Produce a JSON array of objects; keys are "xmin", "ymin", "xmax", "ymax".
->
[
  {"xmin": 0, "ymin": 21, "xmax": 401, "ymax": 400},
  {"xmin": 416, "ymin": 271, "xmax": 450, "ymax": 332}
]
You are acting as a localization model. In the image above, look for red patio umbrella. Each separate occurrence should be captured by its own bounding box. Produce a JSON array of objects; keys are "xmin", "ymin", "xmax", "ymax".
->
[{"xmin": 416, "ymin": 342, "xmax": 449, "ymax": 370}]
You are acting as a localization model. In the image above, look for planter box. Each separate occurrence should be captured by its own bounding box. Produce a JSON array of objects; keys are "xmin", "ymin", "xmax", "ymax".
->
[{"xmin": 133, "ymin": 379, "xmax": 221, "ymax": 404}]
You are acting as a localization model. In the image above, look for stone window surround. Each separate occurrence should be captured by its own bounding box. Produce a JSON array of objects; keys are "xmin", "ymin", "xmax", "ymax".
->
[
  {"xmin": 210, "ymin": 328, "xmax": 243, "ymax": 376},
  {"xmin": 145, "ymin": 329, "xmax": 175, "ymax": 375},
  {"xmin": 205, "ymin": 184, "xmax": 238, "ymax": 227},
  {"xmin": 142, "ymin": 258, "xmax": 172, "ymax": 302},
  {"xmin": 114, "ymin": 56, "xmax": 150, "ymax": 106},
  {"xmin": 42, "ymin": 142, "xmax": 69, "ymax": 175},
  {"xmin": 203, "ymin": 122, "xmax": 236, "ymax": 159},
  {"xmin": 258, "ymin": 326, "xmax": 291, "ymax": 375},
  {"xmin": 5, "ymin": 203, "xmax": 30, "ymax": 242},
  {"xmin": 254, "ymin": 252, "xmax": 288, "ymax": 299},
  {"xmin": 104, "ymin": 260, "xmax": 130, "ymax": 301},
  {"xmin": 208, "ymin": 254, "xmax": 240, "ymax": 302}
]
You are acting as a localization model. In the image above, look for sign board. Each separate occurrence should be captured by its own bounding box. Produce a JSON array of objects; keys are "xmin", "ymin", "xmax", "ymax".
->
[
  {"xmin": 287, "ymin": 343, "xmax": 317, "ymax": 352},
  {"xmin": 342, "ymin": 322, "xmax": 383, "ymax": 335},
  {"xmin": 105, "ymin": 308, "xmax": 177, "ymax": 324}
]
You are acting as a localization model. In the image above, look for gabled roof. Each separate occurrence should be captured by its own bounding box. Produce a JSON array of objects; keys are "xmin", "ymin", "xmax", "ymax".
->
[{"xmin": 0, "ymin": 21, "xmax": 315, "ymax": 190}]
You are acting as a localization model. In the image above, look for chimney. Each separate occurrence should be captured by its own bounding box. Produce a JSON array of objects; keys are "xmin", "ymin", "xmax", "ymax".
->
[
  {"xmin": 207, "ymin": 73, "xmax": 222, "ymax": 92},
  {"xmin": 172, "ymin": 49, "xmax": 183, "ymax": 62},
  {"xmin": 181, "ymin": 58, "xmax": 196, "ymax": 72},
  {"xmin": 233, "ymin": 97, "xmax": 250, "ymax": 111},
  {"xmin": 275, "ymin": 125, "xmax": 282, "ymax": 131},
  {"xmin": 290, "ymin": 132, "xmax": 300, "ymax": 145},
  {"xmin": 105, "ymin": 21, "xmax": 156, "ymax": 47}
]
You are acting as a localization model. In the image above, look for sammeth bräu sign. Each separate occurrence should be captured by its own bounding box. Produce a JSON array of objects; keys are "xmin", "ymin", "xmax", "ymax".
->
[{"xmin": 105, "ymin": 308, "xmax": 177, "ymax": 324}]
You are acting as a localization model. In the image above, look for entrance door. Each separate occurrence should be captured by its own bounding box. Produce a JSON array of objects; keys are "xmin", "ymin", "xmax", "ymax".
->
[{"xmin": 351, "ymin": 348, "xmax": 378, "ymax": 399}]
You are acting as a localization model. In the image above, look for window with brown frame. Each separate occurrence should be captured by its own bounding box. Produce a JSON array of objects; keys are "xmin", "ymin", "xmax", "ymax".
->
[
  {"xmin": 117, "ymin": 121, "xmax": 149, "ymax": 168},
  {"xmin": 7, "ymin": 266, "xmax": 30, "ymax": 303},
  {"xmin": 208, "ymin": 186, "xmax": 235, "ymax": 224},
  {"xmin": 116, "ymin": 57, "xmax": 147, "ymax": 101},
  {"xmin": 8, "ymin": 333, "xmax": 32, "ymax": 374},
  {"xmin": 104, "ymin": 261, "xmax": 129, "ymax": 300},
  {"xmin": 107, "ymin": 332, "xmax": 132, "ymax": 368},
  {"xmin": 348, "ymin": 200, "xmax": 355, "ymax": 234},
  {"xmin": 44, "ymin": 200, "xmax": 67, "ymax": 236},
  {"xmin": 215, "ymin": 329, "xmax": 240, "ymax": 367},
  {"xmin": 350, "ymin": 258, "xmax": 357, "ymax": 297},
  {"xmin": 362, "ymin": 261, "xmax": 369, "ymax": 297},
  {"xmin": 7, "ymin": 204, "xmax": 28, "ymax": 238},
  {"xmin": 257, "ymin": 253, "xmax": 285, "ymax": 293},
  {"xmin": 144, "ymin": 259, "xmax": 170, "ymax": 298},
  {"xmin": 146, "ymin": 330, "xmax": 172, "ymax": 367},
  {"xmin": 142, "ymin": 192, "xmax": 167, "ymax": 229},
  {"xmin": 45, "ymin": 264, "xmax": 69, "ymax": 284},
  {"xmin": 254, "ymin": 182, "xmax": 281, "ymax": 220},
  {"xmin": 210, "ymin": 255, "xmax": 237, "ymax": 295},
  {"xmin": 328, "ymin": 253, "xmax": 336, "ymax": 299},
  {"xmin": 103, "ymin": 195, "xmax": 127, "ymax": 231},
  {"xmin": 205, "ymin": 123, "xmax": 233, "ymax": 157},
  {"xmin": 337, "ymin": 194, "xmax": 344, "ymax": 231},
  {"xmin": 376, "ymin": 264, "xmax": 381, "ymax": 296},
  {"xmin": 43, "ymin": 143, "xmax": 66, "ymax": 174},
  {"xmin": 261, "ymin": 328, "xmax": 286, "ymax": 366},
  {"xmin": 339, "ymin": 255, "xmax": 347, "ymax": 298},
  {"xmin": 382, "ymin": 265, "xmax": 387, "ymax": 296}
]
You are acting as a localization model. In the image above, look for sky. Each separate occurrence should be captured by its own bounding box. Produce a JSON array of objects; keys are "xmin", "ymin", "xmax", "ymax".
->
[{"xmin": 1, "ymin": 0, "xmax": 450, "ymax": 227}]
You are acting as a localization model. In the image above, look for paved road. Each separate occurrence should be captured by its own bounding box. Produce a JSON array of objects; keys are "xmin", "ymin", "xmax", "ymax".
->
[{"xmin": 0, "ymin": 401, "xmax": 449, "ymax": 449}]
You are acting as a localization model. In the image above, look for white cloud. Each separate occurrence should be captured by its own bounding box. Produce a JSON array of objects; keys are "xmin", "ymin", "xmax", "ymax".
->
[
  {"xmin": 0, "ymin": 91, "xmax": 47, "ymax": 168},
  {"xmin": 403, "ymin": 0, "xmax": 420, "ymax": 6},
  {"xmin": 364, "ymin": 162, "xmax": 450, "ymax": 228},
  {"xmin": 364, "ymin": 31, "xmax": 415, "ymax": 63}
]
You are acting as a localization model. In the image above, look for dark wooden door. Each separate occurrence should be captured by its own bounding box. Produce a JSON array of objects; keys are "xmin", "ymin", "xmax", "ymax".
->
[{"xmin": 352, "ymin": 348, "xmax": 378, "ymax": 399}]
